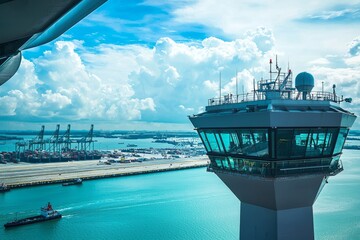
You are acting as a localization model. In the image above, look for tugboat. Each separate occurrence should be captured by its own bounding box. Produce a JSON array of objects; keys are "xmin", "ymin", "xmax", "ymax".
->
[
  {"xmin": 62, "ymin": 178, "xmax": 83, "ymax": 186},
  {"xmin": 0, "ymin": 183, "xmax": 10, "ymax": 193},
  {"xmin": 4, "ymin": 202, "xmax": 62, "ymax": 228}
]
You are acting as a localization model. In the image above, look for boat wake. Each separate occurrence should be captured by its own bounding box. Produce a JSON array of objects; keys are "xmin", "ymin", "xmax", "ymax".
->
[{"xmin": 57, "ymin": 206, "xmax": 76, "ymax": 212}]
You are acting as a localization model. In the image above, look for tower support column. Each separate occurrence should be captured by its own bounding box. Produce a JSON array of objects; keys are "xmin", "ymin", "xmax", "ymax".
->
[{"xmin": 240, "ymin": 202, "xmax": 314, "ymax": 240}]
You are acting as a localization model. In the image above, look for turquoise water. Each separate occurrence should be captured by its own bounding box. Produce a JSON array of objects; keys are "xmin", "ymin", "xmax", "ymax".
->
[{"xmin": 1, "ymin": 150, "xmax": 359, "ymax": 240}]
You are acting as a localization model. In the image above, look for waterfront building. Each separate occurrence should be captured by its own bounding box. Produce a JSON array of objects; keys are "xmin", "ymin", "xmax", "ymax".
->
[{"xmin": 189, "ymin": 59, "xmax": 357, "ymax": 239}]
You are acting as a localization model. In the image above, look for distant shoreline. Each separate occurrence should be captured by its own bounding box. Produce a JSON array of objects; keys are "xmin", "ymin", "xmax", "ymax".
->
[{"xmin": 0, "ymin": 157, "xmax": 209, "ymax": 189}]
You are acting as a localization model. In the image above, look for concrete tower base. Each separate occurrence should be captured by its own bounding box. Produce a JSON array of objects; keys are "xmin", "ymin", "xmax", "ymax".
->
[
  {"xmin": 215, "ymin": 171, "xmax": 327, "ymax": 240},
  {"xmin": 240, "ymin": 203, "xmax": 314, "ymax": 240}
]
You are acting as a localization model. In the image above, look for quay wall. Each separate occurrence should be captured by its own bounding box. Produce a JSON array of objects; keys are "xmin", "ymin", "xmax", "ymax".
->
[{"xmin": 1, "ymin": 159, "xmax": 209, "ymax": 189}]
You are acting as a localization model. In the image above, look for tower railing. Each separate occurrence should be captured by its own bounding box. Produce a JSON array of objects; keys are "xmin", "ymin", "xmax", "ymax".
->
[
  {"xmin": 208, "ymin": 156, "xmax": 343, "ymax": 177},
  {"xmin": 208, "ymin": 90, "xmax": 341, "ymax": 106}
]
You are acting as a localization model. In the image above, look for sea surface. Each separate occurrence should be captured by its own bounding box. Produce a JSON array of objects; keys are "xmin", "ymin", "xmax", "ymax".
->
[{"xmin": 0, "ymin": 149, "xmax": 359, "ymax": 239}]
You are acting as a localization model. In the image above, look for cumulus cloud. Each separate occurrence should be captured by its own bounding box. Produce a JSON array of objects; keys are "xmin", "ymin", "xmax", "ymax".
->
[
  {"xmin": 0, "ymin": 41, "xmax": 156, "ymax": 122},
  {"xmin": 308, "ymin": 36, "xmax": 360, "ymax": 128},
  {"xmin": 246, "ymin": 27, "xmax": 274, "ymax": 53},
  {"xmin": 129, "ymin": 34, "xmax": 274, "ymax": 122},
  {"xmin": 348, "ymin": 37, "xmax": 360, "ymax": 56},
  {"xmin": 0, "ymin": 30, "xmax": 286, "ymax": 126},
  {"xmin": 1, "ymin": 31, "xmax": 359, "ymax": 129},
  {"xmin": 0, "ymin": 96, "xmax": 17, "ymax": 116}
]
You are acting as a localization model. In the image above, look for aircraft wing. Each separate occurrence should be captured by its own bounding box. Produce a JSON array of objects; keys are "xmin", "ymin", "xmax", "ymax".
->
[{"xmin": 0, "ymin": 0, "xmax": 107, "ymax": 86}]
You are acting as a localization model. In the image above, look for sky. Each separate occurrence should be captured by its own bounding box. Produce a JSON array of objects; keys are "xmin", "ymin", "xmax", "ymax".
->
[{"xmin": 0, "ymin": 0, "xmax": 360, "ymax": 131}]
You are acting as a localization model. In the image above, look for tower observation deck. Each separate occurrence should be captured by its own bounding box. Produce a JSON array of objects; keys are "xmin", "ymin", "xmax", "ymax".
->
[{"xmin": 189, "ymin": 59, "xmax": 357, "ymax": 240}]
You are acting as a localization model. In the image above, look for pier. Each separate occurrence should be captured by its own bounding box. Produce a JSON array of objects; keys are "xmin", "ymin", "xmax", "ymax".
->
[{"xmin": 0, "ymin": 157, "xmax": 208, "ymax": 189}]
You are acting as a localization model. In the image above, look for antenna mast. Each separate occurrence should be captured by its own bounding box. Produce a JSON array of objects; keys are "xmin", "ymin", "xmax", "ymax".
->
[
  {"xmin": 242, "ymin": 85, "xmax": 245, "ymax": 101},
  {"xmin": 253, "ymin": 78, "xmax": 256, "ymax": 101},
  {"xmin": 236, "ymin": 69, "xmax": 238, "ymax": 103},
  {"xmin": 269, "ymin": 58, "xmax": 272, "ymax": 81},
  {"xmin": 219, "ymin": 71, "xmax": 222, "ymax": 104}
]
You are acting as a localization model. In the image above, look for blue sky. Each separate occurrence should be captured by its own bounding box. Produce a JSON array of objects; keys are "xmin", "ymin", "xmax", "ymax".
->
[{"xmin": 1, "ymin": 0, "xmax": 360, "ymax": 130}]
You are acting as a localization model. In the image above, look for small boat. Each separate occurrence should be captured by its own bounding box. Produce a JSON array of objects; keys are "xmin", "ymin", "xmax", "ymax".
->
[
  {"xmin": 0, "ymin": 183, "xmax": 10, "ymax": 193},
  {"xmin": 4, "ymin": 202, "xmax": 61, "ymax": 228},
  {"xmin": 62, "ymin": 178, "xmax": 83, "ymax": 186},
  {"xmin": 126, "ymin": 144, "xmax": 138, "ymax": 147}
]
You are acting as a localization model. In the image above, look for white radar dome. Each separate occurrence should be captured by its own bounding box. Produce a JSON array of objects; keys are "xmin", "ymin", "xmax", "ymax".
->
[{"xmin": 295, "ymin": 72, "xmax": 314, "ymax": 93}]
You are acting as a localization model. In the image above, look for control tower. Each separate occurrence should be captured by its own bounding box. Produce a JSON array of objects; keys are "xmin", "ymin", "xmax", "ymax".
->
[{"xmin": 189, "ymin": 59, "xmax": 357, "ymax": 240}]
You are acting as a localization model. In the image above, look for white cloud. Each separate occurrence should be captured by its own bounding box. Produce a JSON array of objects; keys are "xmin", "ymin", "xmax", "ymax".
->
[
  {"xmin": 345, "ymin": 55, "xmax": 360, "ymax": 66},
  {"xmin": 179, "ymin": 104, "xmax": 194, "ymax": 112},
  {"xmin": 309, "ymin": 58, "xmax": 330, "ymax": 65},
  {"xmin": 173, "ymin": 0, "xmax": 333, "ymax": 36},
  {"xmin": 41, "ymin": 90, "xmax": 72, "ymax": 109},
  {"xmin": 81, "ymin": 12, "xmax": 125, "ymax": 32},
  {"xmin": 129, "ymin": 34, "xmax": 275, "ymax": 122},
  {"xmin": 1, "ymin": 31, "xmax": 359, "ymax": 129},
  {"xmin": 308, "ymin": 36, "xmax": 360, "ymax": 128},
  {"xmin": 0, "ymin": 32, "xmax": 275, "ymax": 125},
  {"xmin": 348, "ymin": 36, "xmax": 360, "ymax": 56},
  {"xmin": 203, "ymin": 79, "xmax": 218, "ymax": 92},
  {"xmin": 0, "ymin": 96, "xmax": 17, "ymax": 116},
  {"xmin": 308, "ymin": 8, "xmax": 360, "ymax": 21},
  {"xmin": 0, "ymin": 40, "xmax": 156, "ymax": 122},
  {"xmin": 170, "ymin": 0, "xmax": 360, "ymax": 74}
]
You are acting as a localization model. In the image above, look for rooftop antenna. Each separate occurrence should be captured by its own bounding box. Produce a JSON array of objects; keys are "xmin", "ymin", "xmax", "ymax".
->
[
  {"xmin": 219, "ymin": 71, "xmax": 222, "ymax": 104},
  {"xmin": 287, "ymin": 59, "xmax": 290, "ymax": 73},
  {"xmin": 236, "ymin": 69, "xmax": 238, "ymax": 103},
  {"xmin": 269, "ymin": 58, "xmax": 272, "ymax": 81},
  {"xmin": 242, "ymin": 85, "xmax": 245, "ymax": 101},
  {"xmin": 253, "ymin": 78, "xmax": 256, "ymax": 101},
  {"xmin": 274, "ymin": 55, "xmax": 281, "ymax": 89}
]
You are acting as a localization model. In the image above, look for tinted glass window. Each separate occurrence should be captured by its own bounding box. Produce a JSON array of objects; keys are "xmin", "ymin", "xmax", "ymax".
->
[
  {"xmin": 212, "ymin": 129, "xmax": 269, "ymax": 157},
  {"xmin": 220, "ymin": 131, "xmax": 242, "ymax": 154},
  {"xmin": 251, "ymin": 129, "xmax": 269, "ymax": 157},
  {"xmin": 215, "ymin": 159, "xmax": 223, "ymax": 169},
  {"xmin": 228, "ymin": 157, "xmax": 235, "ymax": 170},
  {"xmin": 334, "ymin": 128, "xmax": 348, "ymax": 154},
  {"xmin": 276, "ymin": 129, "xmax": 294, "ymax": 158},
  {"xmin": 222, "ymin": 158, "xmax": 230, "ymax": 169},
  {"xmin": 293, "ymin": 129, "xmax": 309, "ymax": 158},
  {"xmin": 206, "ymin": 132, "xmax": 220, "ymax": 152},
  {"xmin": 238, "ymin": 130, "xmax": 257, "ymax": 156},
  {"xmin": 306, "ymin": 129, "xmax": 326, "ymax": 157},
  {"xmin": 323, "ymin": 128, "xmax": 337, "ymax": 155},
  {"xmin": 199, "ymin": 130, "xmax": 211, "ymax": 152},
  {"xmin": 215, "ymin": 133, "xmax": 225, "ymax": 152},
  {"xmin": 233, "ymin": 158, "xmax": 242, "ymax": 171},
  {"xmin": 276, "ymin": 128, "xmax": 338, "ymax": 159}
]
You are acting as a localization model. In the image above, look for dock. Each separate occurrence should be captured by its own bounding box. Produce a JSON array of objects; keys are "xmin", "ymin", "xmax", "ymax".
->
[{"xmin": 0, "ymin": 157, "xmax": 209, "ymax": 189}]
